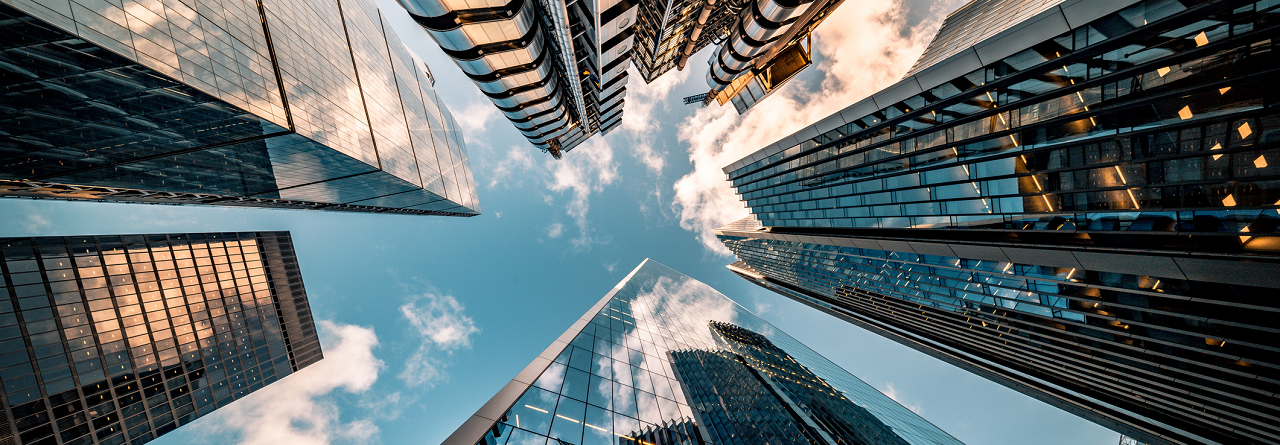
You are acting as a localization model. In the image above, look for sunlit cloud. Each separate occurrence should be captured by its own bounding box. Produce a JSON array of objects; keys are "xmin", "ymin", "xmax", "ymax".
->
[
  {"xmin": 452, "ymin": 100, "xmax": 501, "ymax": 135},
  {"xmin": 487, "ymin": 146, "xmax": 538, "ymax": 189},
  {"xmin": 191, "ymin": 321, "xmax": 383, "ymax": 445},
  {"xmin": 399, "ymin": 293, "xmax": 480, "ymax": 387},
  {"xmin": 545, "ymin": 137, "xmax": 619, "ymax": 249},
  {"xmin": 671, "ymin": 0, "xmax": 952, "ymax": 255},
  {"xmin": 880, "ymin": 382, "xmax": 924, "ymax": 414},
  {"xmin": 617, "ymin": 66, "xmax": 692, "ymax": 175},
  {"xmin": 546, "ymin": 222, "xmax": 565, "ymax": 239}
]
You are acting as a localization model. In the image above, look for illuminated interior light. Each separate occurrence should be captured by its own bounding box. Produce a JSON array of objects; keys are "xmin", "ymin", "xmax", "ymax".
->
[
  {"xmin": 1066, "ymin": 268, "xmax": 1076, "ymax": 280},
  {"xmin": 586, "ymin": 423, "xmax": 607, "ymax": 432},
  {"xmin": 1255, "ymin": 156, "xmax": 1268, "ymax": 169},
  {"xmin": 1041, "ymin": 195, "xmax": 1055, "ymax": 211},
  {"xmin": 1114, "ymin": 166, "xmax": 1128, "ymax": 184},
  {"xmin": 525, "ymin": 405, "xmax": 548, "ymax": 413},
  {"xmin": 1126, "ymin": 189, "xmax": 1140, "ymax": 209},
  {"xmin": 1076, "ymin": 91, "xmax": 1085, "ymax": 102},
  {"xmin": 1223, "ymin": 194, "xmax": 1236, "ymax": 207},
  {"xmin": 1239, "ymin": 122, "xmax": 1253, "ymax": 138},
  {"xmin": 1177, "ymin": 106, "xmax": 1193, "ymax": 120},
  {"xmin": 1210, "ymin": 142, "xmax": 1223, "ymax": 160},
  {"xmin": 1221, "ymin": 340, "xmax": 1227, "ymax": 347},
  {"xmin": 1089, "ymin": 116, "xmax": 1097, "ymax": 126},
  {"xmin": 1010, "ymin": 134, "xmax": 1019, "ymax": 146},
  {"xmin": 1219, "ymin": 86, "xmax": 1231, "ymax": 94},
  {"xmin": 1157, "ymin": 67, "xmax": 1170, "ymax": 76},
  {"xmin": 1194, "ymin": 31, "xmax": 1208, "ymax": 46},
  {"xmin": 515, "ymin": 415, "xmax": 520, "ymax": 428}
]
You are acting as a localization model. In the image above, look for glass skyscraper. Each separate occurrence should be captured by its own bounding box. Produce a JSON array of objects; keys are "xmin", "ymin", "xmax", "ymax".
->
[
  {"xmin": 716, "ymin": 0, "xmax": 1279, "ymax": 443},
  {"xmin": 0, "ymin": 232, "xmax": 322, "ymax": 445},
  {"xmin": 0, "ymin": 0, "xmax": 479, "ymax": 216},
  {"xmin": 443, "ymin": 259, "xmax": 964, "ymax": 445}
]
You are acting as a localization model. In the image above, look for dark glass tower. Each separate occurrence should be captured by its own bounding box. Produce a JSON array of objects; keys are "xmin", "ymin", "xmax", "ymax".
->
[
  {"xmin": 443, "ymin": 259, "xmax": 963, "ymax": 445},
  {"xmin": 0, "ymin": 232, "xmax": 322, "ymax": 445},
  {"xmin": 716, "ymin": 0, "xmax": 1280, "ymax": 443},
  {"xmin": 0, "ymin": 0, "xmax": 479, "ymax": 216}
]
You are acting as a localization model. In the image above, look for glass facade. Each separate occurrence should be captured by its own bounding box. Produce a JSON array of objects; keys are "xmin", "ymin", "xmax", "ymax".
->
[
  {"xmin": 0, "ymin": 232, "xmax": 322, "ymax": 445},
  {"xmin": 451, "ymin": 259, "xmax": 963, "ymax": 445},
  {"xmin": 718, "ymin": 0, "xmax": 1280, "ymax": 443},
  {"xmin": 0, "ymin": 0, "xmax": 479, "ymax": 216},
  {"xmin": 902, "ymin": 0, "xmax": 1069, "ymax": 77}
]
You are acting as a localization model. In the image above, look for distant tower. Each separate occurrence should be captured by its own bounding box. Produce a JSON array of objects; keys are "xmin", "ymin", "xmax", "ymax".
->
[
  {"xmin": 0, "ymin": 232, "xmax": 322, "ymax": 444},
  {"xmin": 441, "ymin": 259, "xmax": 965, "ymax": 445}
]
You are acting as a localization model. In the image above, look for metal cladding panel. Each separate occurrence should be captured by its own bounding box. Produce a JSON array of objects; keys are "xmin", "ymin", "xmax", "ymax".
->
[
  {"xmin": 870, "ymin": 77, "xmax": 923, "ymax": 110},
  {"xmin": 971, "ymin": 6, "xmax": 1071, "ymax": 66},
  {"xmin": 910, "ymin": 48, "xmax": 983, "ymax": 97},
  {"xmin": 903, "ymin": 0, "xmax": 1069, "ymax": 77}
]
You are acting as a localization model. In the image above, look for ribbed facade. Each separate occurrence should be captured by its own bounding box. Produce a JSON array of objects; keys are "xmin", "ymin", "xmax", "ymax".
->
[
  {"xmin": 0, "ymin": 232, "xmax": 322, "ymax": 445},
  {"xmin": 629, "ymin": 0, "xmax": 843, "ymax": 114},
  {"xmin": 442, "ymin": 259, "xmax": 963, "ymax": 445},
  {"xmin": 718, "ymin": 0, "xmax": 1280, "ymax": 443},
  {"xmin": 0, "ymin": 0, "xmax": 479, "ymax": 216},
  {"xmin": 398, "ymin": 0, "xmax": 630, "ymax": 158}
]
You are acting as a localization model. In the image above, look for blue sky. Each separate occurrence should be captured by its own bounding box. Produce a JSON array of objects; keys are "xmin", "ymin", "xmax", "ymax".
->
[{"xmin": 0, "ymin": 0, "xmax": 1123, "ymax": 443}]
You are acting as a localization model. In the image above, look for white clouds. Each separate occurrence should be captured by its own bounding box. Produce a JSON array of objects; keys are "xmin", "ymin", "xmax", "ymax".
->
[
  {"xmin": 881, "ymin": 382, "xmax": 924, "ymax": 414},
  {"xmin": 487, "ymin": 146, "xmax": 537, "ymax": 189},
  {"xmin": 671, "ymin": 0, "xmax": 947, "ymax": 255},
  {"xmin": 545, "ymin": 137, "xmax": 619, "ymax": 249},
  {"xmin": 546, "ymin": 222, "xmax": 564, "ymax": 238},
  {"xmin": 452, "ymin": 100, "xmax": 501, "ymax": 135},
  {"xmin": 618, "ymin": 66, "xmax": 691, "ymax": 175},
  {"xmin": 193, "ymin": 321, "xmax": 383, "ymax": 445},
  {"xmin": 753, "ymin": 301, "xmax": 773, "ymax": 316},
  {"xmin": 398, "ymin": 293, "xmax": 480, "ymax": 387}
]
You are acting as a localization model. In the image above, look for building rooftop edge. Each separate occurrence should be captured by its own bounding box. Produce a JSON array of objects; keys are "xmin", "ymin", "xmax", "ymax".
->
[{"xmin": 719, "ymin": 0, "xmax": 1141, "ymax": 176}]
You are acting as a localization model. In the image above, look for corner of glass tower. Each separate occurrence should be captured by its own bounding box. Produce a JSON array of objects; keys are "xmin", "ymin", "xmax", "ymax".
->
[
  {"xmin": 442, "ymin": 259, "xmax": 966, "ymax": 445},
  {"xmin": 0, "ymin": 0, "xmax": 480, "ymax": 217}
]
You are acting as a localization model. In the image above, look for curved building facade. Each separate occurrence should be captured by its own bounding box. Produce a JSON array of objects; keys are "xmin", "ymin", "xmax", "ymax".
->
[{"xmin": 399, "ymin": 0, "xmax": 635, "ymax": 158}]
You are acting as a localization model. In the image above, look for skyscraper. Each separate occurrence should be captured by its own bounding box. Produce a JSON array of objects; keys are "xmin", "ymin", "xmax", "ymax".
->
[
  {"xmin": 397, "ymin": 0, "xmax": 624, "ymax": 158},
  {"xmin": 716, "ymin": 0, "xmax": 1280, "ymax": 443},
  {"xmin": 636, "ymin": 0, "xmax": 843, "ymax": 114},
  {"xmin": 0, "ymin": 0, "xmax": 479, "ymax": 216},
  {"xmin": 444, "ymin": 259, "xmax": 963, "ymax": 445},
  {"xmin": 0, "ymin": 232, "xmax": 322, "ymax": 445},
  {"xmin": 397, "ymin": 0, "xmax": 847, "ymax": 159}
]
